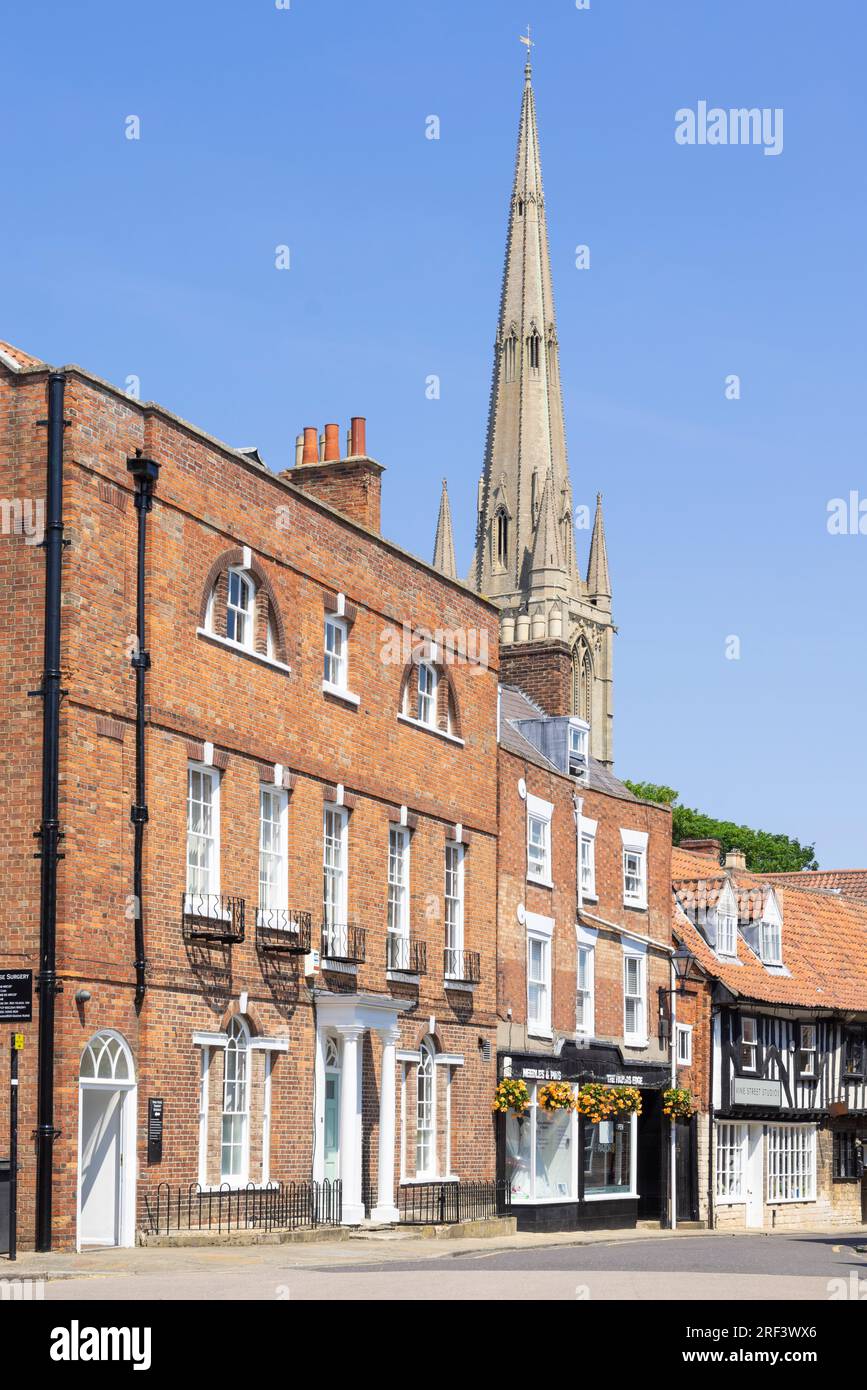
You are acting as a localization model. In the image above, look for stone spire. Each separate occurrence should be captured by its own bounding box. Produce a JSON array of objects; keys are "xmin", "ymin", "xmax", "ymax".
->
[
  {"xmin": 586, "ymin": 493, "xmax": 611, "ymax": 605},
  {"xmin": 472, "ymin": 53, "xmax": 576, "ymax": 604},
  {"xmin": 467, "ymin": 54, "xmax": 616, "ymax": 767},
  {"xmin": 432, "ymin": 478, "xmax": 457, "ymax": 580}
]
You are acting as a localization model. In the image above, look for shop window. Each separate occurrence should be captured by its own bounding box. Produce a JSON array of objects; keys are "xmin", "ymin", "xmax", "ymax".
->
[
  {"xmin": 583, "ymin": 1114, "xmax": 635, "ymax": 1198},
  {"xmin": 715, "ymin": 1123, "xmax": 746, "ymax": 1202},
  {"xmin": 504, "ymin": 1082, "xmax": 575, "ymax": 1203},
  {"xmin": 843, "ymin": 1030, "xmax": 865, "ymax": 1079},
  {"xmin": 766, "ymin": 1125, "xmax": 816, "ymax": 1203},
  {"xmin": 833, "ymin": 1132, "xmax": 860, "ymax": 1180}
]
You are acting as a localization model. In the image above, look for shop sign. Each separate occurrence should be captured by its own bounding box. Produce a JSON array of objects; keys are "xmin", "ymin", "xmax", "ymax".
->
[
  {"xmin": 604, "ymin": 1073, "xmax": 644, "ymax": 1087},
  {"xmin": 732, "ymin": 1077, "xmax": 782, "ymax": 1107}
]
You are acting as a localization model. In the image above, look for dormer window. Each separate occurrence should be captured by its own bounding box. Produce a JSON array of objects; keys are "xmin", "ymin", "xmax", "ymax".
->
[
  {"xmin": 417, "ymin": 661, "xmax": 437, "ymax": 726},
  {"xmin": 227, "ymin": 568, "xmax": 254, "ymax": 649},
  {"xmin": 717, "ymin": 912, "xmax": 737, "ymax": 956},
  {"xmin": 760, "ymin": 915, "xmax": 782, "ymax": 966},
  {"xmin": 568, "ymin": 721, "xmax": 589, "ymax": 777}
]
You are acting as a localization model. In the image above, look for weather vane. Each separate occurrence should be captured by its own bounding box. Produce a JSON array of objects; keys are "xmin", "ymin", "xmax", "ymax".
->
[{"xmin": 519, "ymin": 25, "xmax": 534, "ymax": 57}]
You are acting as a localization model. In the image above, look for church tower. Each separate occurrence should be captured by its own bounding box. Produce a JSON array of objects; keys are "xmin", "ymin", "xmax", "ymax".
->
[{"xmin": 469, "ymin": 49, "xmax": 615, "ymax": 765}]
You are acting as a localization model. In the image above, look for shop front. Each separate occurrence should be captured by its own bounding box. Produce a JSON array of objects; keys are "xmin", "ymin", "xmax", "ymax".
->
[{"xmin": 497, "ymin": 1043, "xmax": 671, "ymax": 1232}]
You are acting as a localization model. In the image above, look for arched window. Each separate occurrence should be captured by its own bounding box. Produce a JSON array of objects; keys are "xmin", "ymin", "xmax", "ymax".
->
[
  {"xmin": 200, "ymin": 550, "xmax": 287, "ymax": 665},
  {"xmin": 517, "ymin": 198, "xmax": 524, "ymax": 217},
  {"xmin": 80, "ymin": 1030, "xmax": 133, "ymax": 1082},
  {"xmin": 221, "ymin": 1016, "xmax": 250, "ymax": 1183},
  {"xmin": 572, "ymin": 641, "xmax": 593, "ymax": 724},
  {"xmin": 416, "ymin": 661, "xmax": 438, "ymax": 727},
  {"xmin": 400, "ymin": 656, "xmax": 460, "ymax": 738},
  {"xmin": 416, "ymin": 1040, "xmax": 436, "ymax": 1177},
  {"xmin": 527, "ymin": 332, "xmax": 541, "ymax": 377},
  {"xmin": 495, "ymin": 509, "xmax": 509, "ymax": 567},
  {"xmin": 503, "ymin": 332, "xmax": 517, "ymax": 384}
]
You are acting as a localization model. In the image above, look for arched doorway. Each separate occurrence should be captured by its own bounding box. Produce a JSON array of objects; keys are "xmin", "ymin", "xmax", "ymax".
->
[{"xmin": 77, "ymin": 1030, "xmax": 137, "ymax": 1249}]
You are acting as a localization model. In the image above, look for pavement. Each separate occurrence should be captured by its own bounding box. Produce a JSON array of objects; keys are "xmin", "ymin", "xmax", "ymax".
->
[{"xmin": 3, "ymin": 1222, "xmax": 866, "ymax": 1301}]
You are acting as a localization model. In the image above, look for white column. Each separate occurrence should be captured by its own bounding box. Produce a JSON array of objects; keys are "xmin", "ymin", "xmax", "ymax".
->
[
  {"xmin": 338, "ymin": 1025, "xmax": 364, "ymax": 1223},
  {"xmin": 371, "ymin": 1026, "xmax": 401, "ymax": 1223}
]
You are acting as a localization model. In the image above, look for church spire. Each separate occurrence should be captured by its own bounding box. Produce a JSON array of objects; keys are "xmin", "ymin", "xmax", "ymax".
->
[
  {"xmin": 586, "ymin": 493, "xmax": 611, "ymax": 604},
  {"xmin": 472, "ymin": 48, "xmax": 575, "ymax": 604},
  {"xmin": 432, "ymin": 478, "xmax": 457, "ymax": 580}
]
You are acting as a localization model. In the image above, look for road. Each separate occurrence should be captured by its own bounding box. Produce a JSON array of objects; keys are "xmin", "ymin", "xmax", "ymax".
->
[{"xmin": 29, "ymin": 1231, "xmax": 867, "ymax": 1301}]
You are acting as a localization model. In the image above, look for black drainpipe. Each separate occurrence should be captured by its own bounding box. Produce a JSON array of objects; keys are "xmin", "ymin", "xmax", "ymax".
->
[
  {"xmin": 34, "ymin": 372, "xmax": 68, "ymax": 1252},
  {"xmin": 127, "ymin": 453, "xmax": 160, "ymax": 1011}
]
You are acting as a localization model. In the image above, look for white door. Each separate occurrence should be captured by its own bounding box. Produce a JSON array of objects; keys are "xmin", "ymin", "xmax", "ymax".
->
[
  {"xmin": 79, "ymin": 1088, "xmax": 123, "ymax": 1246},
  {"xmin": 745, "ymin": 1125, "xmax": 764, "ymax": 1229}
]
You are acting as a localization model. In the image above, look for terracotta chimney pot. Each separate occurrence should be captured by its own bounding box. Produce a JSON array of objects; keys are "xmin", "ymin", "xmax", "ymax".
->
[{"xmin": 301, "ymin": 427, "xmax": 319, "ymax": 465}]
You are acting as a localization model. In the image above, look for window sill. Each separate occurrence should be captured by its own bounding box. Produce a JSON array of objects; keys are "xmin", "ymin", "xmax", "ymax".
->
[
  {"xmin": 583, "ymin": 1191, "xmax": 637, "ymax": 1203},
  {"xmin": 387, "ymin": 969, "xmax": 420, "ymax": 983},
  {"xmin": 322, "ymin": 680, "xmax": 360, "ymax": 707},
  {"xmin": 623, "ymin": 1037, "xmax": 648, "ymax": 1050},
  {"xmin": 397, "ymin": 713, "xmax": 464, "ymax": 747},
  {"xmin": 581, "ymin": 892, "xmax": 598, "ymax": 904},
  {"xmin": 528, "ymin": 1027, "xmax": 553, "ymax": 1041},
  {"xmin": 196, "ymin": 627, "xmax": 291, "ymax": 674},
  {"xmin": 400, "ymin": 1175, "xmax": 460, "ymax": 1186},
  {"xmin": 623, "ymin": 899, "xmax": 648, "ymax": 912},
  {"xmin": 184, "ymin": 892, "xmax": 231, "ymax": 922},
  {"xmin": 321, "ymin": 959, "xmax": 357, "ymax": 977},
  {"xmin": 527, "ymin": 875, "xmax": 554, "ymax": 890},
  {"xmin": 444, "ymin": 976, "xmax": 476, "ymax": 993}
]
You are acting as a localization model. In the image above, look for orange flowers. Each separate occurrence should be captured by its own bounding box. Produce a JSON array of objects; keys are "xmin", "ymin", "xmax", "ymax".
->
[
  {"xmin": 575, "ymin": 1082, "xmax": 643, "ymax": 1123},
  {"xmin": 662, "ymin": 1086, "xmax": 694, "ymax": 1118},
  {"xmin": 492, "ymin": 1078, "xmax": 531, "ymax": 1116},
  {"xmin": 537, "ymin": 1081, "xmax": 575, "ymax": 1112}
]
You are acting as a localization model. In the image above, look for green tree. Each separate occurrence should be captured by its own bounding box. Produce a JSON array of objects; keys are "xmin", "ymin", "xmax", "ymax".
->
[{"xmin": 622, "ymin": 781, "xmax": 818, "ymax": 873}]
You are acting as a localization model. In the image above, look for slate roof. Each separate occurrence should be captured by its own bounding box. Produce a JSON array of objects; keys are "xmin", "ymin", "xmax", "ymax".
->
[
  {"xmin": 498, "ymin": 684, "xmax": 639, "ymax": 803},
  {"xmin": 672, "ymin": 845, "xmax": 867, "ymax": 1012}
]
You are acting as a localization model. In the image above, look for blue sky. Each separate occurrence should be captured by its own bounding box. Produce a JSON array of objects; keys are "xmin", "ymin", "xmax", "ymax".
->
[{"xmin": 3, "ymin": 1, "xmax": 865, "ymax": 864}]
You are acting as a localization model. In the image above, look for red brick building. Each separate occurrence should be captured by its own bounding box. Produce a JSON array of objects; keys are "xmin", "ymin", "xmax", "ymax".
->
[
  {"xmin": 0, "ymin": 341, "xmax": 500, "ymax": 1250},
  {"xmin": 494, "ymin": 685, "xmax": 677, "ymax": 1230}
]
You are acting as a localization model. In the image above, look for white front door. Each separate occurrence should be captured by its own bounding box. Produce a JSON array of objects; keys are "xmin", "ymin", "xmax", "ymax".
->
[
  {"xmin": 745, "ymin": 1124, "xmax": 764, "ymax": 1229},
  {"xmin": 79, "ymin": 1087, "xmax": 123, "ymax": 1246}
]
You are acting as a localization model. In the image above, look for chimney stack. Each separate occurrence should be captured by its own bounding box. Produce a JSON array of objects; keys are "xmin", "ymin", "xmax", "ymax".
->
[
  {"xmin": 323, "ymin": 423, "xmax": 340, "ymax": 461},
  {"xmin": 301, "ymin": 427, "xmax": 319, "ymax": 464},
  {"xmin": 295, "ymin": 433, "xmax": 303, "ymax": 467},
  {"xmin": 350, "ymin": 416, "xmax": 366, "ymax": 457},
  {"xmin": 679, "ymin": 838, "xmax": 722, "ymax": 865},
  {"xmin": 724, "ymin": 848, "xmax": 747, "ymax": 872}
]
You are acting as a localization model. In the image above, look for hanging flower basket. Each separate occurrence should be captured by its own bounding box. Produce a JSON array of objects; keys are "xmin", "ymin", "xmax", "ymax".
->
[
  {"xmin": 575, "ymin": 1082, "xmax": 643, "ymax": 1123},
  {"xmin": 662, "ymin": 1086, "xmax": 694, "ymax": 1119},
  {"xmin": 492, "ymin": 1077, "xmax": 531, "ymax": 1117},
  {"xmin": 537, "ymin": 1081, "xmax": 575, "ymax": 1113}
]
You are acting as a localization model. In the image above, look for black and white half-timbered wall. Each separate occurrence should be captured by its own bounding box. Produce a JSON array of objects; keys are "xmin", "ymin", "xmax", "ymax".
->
[{"xmin": 672, "ymin": 843, "xmax": 867, "ymax": 1233}]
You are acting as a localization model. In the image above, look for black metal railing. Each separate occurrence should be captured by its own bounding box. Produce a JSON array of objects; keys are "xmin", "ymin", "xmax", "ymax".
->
[
  {"xmin": 143, "ymin": 1180, "xmax": 342, "ymax": 1236},
  {"xmin": 321, "ymin": 921, "xmax": 366, "ymax": 964},
  {"xmin": 386, "ymin": 933, "xmax": 427, "ymax": 974},
  {"xmin": 256, "ymin": 907, "xmax": 312, "ymax": 954},
  {"xmin": 443, "ymin": 947, "xmax": 481, "ymax": 984},
  {"xmin": 397, "ymin": 1179, "xmax": 510, "ymax": 1225},
  {"xmin": 182, "ymin": 892, "xmax": 245, "ymax": 944}
]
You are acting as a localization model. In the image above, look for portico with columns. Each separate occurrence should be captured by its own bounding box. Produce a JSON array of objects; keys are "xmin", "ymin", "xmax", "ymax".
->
[{"xmin": 313, "ymin": 992, "xmax": 415, "ymax": 1225}]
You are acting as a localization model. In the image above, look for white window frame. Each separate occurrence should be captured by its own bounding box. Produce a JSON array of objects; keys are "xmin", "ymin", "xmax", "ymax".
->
[
  {"xmin": 444, "ymin": 841, "xmax": 465, "ymax": 978},
  {"xmin": 798, "ymin": 1023, "xmax": 818, "ymax": 1079},
  {"xmin": 185, "ymin": 762, "xmax": 222, "ymax": 914},
  {"xmin": 760, "ymin": 917, "xmax": 783, "ymax": 966},
  {"xmin": 387, "ymin": 825, "xmax": 411, "ymax": 968},
  {"xmin": 526, "ymin": 794, "xmax": 554, "ymax": 887},
  {"xmin": 580, "ymin": 816, "xmax": 597, "ymax": 901},
  {"xmin": 221, "ymin": 1016, "xmax": 250, "ymax": 1186},
  {"xmin": 226, "ymin": 567, "xmax": 255, "ymax": 651},
  {"xmin": 623, "ymin": 945, "xmax": 647, "ymax": 1046},
  {"xmin": 323, "ymin": 805, "xmax": 349, "ymax": 954},
  {"xmin": 257, "ymin": 785, "xmax": 289, "ymax": 927},
  {"xmin": 526, "ymin": 913, "xmax": 553, "ymax": 1038},
  {"xmin": 417, "ymin": 661, "xmax": 438, "ymax": 727},
  {"xmin": 766, "ymin": 1124, "xmax": 816, "ymax": 1203},
  {"xmin": 740, "ymin": 1016, "xmax": 758, "ymax": 1072},
  {"xmin": 620, "ymin": 828, "xmax": 648, "ymax": 910},
  {"xmin": 715, "ymin": 1122, "xmax": 747, "ymax": 1204},
  {"xmin": 323, "ymin": 615, "xmax": 348, "ymax": 690},
  {"xmin": 675, "ymin": 1022, "xmax": 693, "ymax": 1066},
  {"xmin": 576, "ymin": 940, "xmax": 595, "ymax": 1037},
  {"xmin": 415, "ymin": 1040, "xmax": 437, "ymax": 1178},
  {"xmin": 568, "ymin": 720, "xmax": 589, "ymax": 776},
  {"xmin": 717, "ymin": 909, "xmax": 738, "ymax": 958}
]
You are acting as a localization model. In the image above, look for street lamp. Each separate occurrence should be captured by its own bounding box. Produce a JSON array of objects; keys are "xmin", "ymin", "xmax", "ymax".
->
[{"xmin": 671, "ymin": 947, "xmax": 698, "ymax": 993}]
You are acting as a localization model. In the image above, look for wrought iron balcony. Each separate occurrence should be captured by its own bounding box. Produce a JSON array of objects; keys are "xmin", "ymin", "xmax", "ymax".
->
[
  {"xmin": 321, "ymin": 921, "xmax": 366, "ymax": 965},
  {"xmin": 386, "ymin": 932, "xmax": 427, "ymax": 975},
  {"xmin": 444, "ymin": 947, "xmax": 481, "ymax": 984},
  {"xmin": 256, "ymin": 907, "xmax": 312, "ymax": 955},
  {"xmin": 182, "ymin": 892, "xmax": 245, "ymax": 944}
]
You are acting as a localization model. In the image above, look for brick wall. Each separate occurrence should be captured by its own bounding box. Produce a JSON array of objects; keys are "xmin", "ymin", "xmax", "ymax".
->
[{"xmin": 499, "ymin": 640, "xmax": 572, "ymax": 717}]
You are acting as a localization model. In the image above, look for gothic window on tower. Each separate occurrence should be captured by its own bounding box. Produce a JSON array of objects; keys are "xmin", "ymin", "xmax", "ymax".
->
[
  {"xmin": 527, "ymin": 333, "xmax": 541, "ymax": 377},
  {"xmin": 495, "ymin": 509, "xmax": 509, "ymax": 568},
  {"xmin": 503, "ymin": 333, "xmax": 517, "ymax": 384},
  {"xmin": 572, "ymin": 642, "xmax": 593, "ymax": 723}
]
